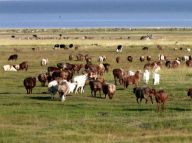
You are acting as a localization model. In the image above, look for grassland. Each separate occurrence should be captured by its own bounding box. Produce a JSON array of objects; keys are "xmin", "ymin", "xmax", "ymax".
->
[{"xmin": 0, "ymin": 28, "xmax": 192, "ymax": 143}]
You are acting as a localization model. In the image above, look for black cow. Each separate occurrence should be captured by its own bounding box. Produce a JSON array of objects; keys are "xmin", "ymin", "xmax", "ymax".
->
[{"xmin": 8, "ymin": 54, "xmax": 18, "ymax": 61}]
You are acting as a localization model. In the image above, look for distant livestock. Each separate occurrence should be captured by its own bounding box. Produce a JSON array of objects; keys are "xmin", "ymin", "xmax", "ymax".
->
[
  {"xmin": 53, "ymin": 44, "xmax": 67, "ymax": 49},
  {"xmin": 19, "ymin": 61, "xmax": 28, "ymax": 71},
  {"xmin": 41, "ymin": 58, "xmax": 48, "ymax": 66},
  {"xmin": 140, "ymin": 56, "xmax": 145, "ymax": 62},
  {"xmin": 116, "ymin": 45, "xmax": 123, "ymax": 52},
  {"xmin": 116, "ymin": 57, "xmax": 120, "ymax": 63},
  {"xmin": 140, "ymin": 34, "xmax": 152, "ymax": 40},
  {"xmin": 23, "ymin": 77, "xmax": 36, "ymax": 94},
  {"xmin": 3, "ymin": 65, "xmax": 17, "ymax": 71},
  {"xmin": 187, "ymin": 88, "xmax": 192, "ymax": 99},
  {"xmin": 186, "ymin": 60, "xmax": 192, "ymax": 67},
  {"xmin": 97, "ymin": 56, "xmax": 107, "ymax": 63},
  {"xmin": 127, "ymin": 56, "xmax": 133, "ymax": 62},
  {"xmin": 8, "ymin": 54, "xmax": 18, "ymax": 61},
  {"xmin": 142, "ymin": 47, "xmax": 149, "ymax": 50}
]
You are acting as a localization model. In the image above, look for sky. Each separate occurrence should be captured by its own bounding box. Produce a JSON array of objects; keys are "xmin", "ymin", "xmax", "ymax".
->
[{"xmin": 0, "ymin": 0, "xmax": 192, "ymax": 13}]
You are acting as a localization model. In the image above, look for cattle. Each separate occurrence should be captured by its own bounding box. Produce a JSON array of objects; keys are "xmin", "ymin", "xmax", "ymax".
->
[
  {"xmin": 133, "ymin": 87, "xmax": 153, "ymax": 104},
  {"xmin": 113, "ymin": 68, "xmax": 125, "ymax": 85},
  {"xmin": 97, "ymin": 56, "xmax": 107, "ymax": 63},
  {"xmin": 73, "ymin": 64, "xmax": 83, "ymax": 74},
  {"xmin": 38, "ymin": 73, "xmax": 48, "ymax": 86},
  {"xmin": 60, "ymin": 44, "xmax": 66, "ymax": 49},
  {"xmin": 140, "ymin": 34, "xmax": 152, "ymax": 40},
  {"xmin": 23, "ymin": 77, "xmax": 36, "ymax": 94},
  {"xmin": 69, "ymin": 44, "xmax": 74, "ymax": 48},
  {"xmin": 53, "ymin": 44, "xmax": 60, "ymax": 49},
  {"xmin": 102, "ymin": 83, "xmax": 116, "ymax": 99},
  {"xmin": 157, "ymin": 45, "xmax": 163, "ymax": 50},
  {"xmin": 116, "ymin": 57, "xmax": 120, "ymax": 63},
  {"xmin": 103, "ymin": 63, "xmax": 110, "ymax": 73},
  {"xmin": 140, "ymin": 56, "xmax": 145, "ymax": 62},
  {"xmin": 47, "ymin": 66, "xmax": 60, "ymax": 73},
  {"xmin": 76, "ymin": 53, "xmax": 84, "ymax": 61},
  {"xmin": 19, "ymin": 61, "xmax": 28, "ymax": 71},
  {"xmin": 148, "ymin": 89, "xmax": 168, "ymax": 112},
  {"xmin": 146, "ymin": 56, "xmax": 152, "ymax": 62},
  {"xmin": 123, "ymin": 70, "xmax": 142, "ymax": 88},
  {"xmin": 186, "ymin": 48, "xmax": 191, "ymax": 52},
  {"xmin": 187, "ymin": 88, "xmax": 192, "ymax": 99},
  {"xmin": 53, "ymin": 44, "xmax": 67, "ymax": 50},
  {"xmin": 3, "ymin": 65, "xmax": 17, "ymax": 71},
  {"xmin": 85, "ymin": 54, "xmax": 92, "ymax": 63},
  {"xmin": 60, "ymin": 70, "xmax": 73, "ymax": 81},
  {"xmin": 142, "ymin": 47, "xmax": 149, "ymax": 50},
  {"xmin": 182, "ymin": 56, "xmax": 189, "ymax": 62},
  {"xmin": 69, "ymin": 54, "xmax": 73, "ymax": 61},
  {"xmin": 41, "ymin": 58, "xmax": 48, "ymax": 66},
  {"xmin": 116, "ymin": 45, "xmax": 123, "ymax": 52},
  {"xmin": 127, "ymin": 56, "xmax": 133, "ymax": 62},
  {"xmin": 165, "ymin": 60, "xmax": 180, "ymax": 68},
  {"xmin": 57, "ymin": 63, "xmax": 66, "ymax": 70},
  {"xmin": 89, "ymin": 79, "xmax": 103, "ymax": 98},
  {"xmin": 186, "ymin": 60, "xmax": 192, "ymax": 67},
  {"xmin": 158, "ymin": 54, "xmax": 166, "ymax": 61},
  {"xmin": 8, "ymin": 54, "xmax": 18, "ymax": 61}
]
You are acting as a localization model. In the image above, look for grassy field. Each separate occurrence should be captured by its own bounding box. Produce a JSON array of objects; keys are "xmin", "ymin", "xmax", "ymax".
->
[{"xmin": 0, "ymin": 28, "xmax": 192, "ymax": 143}]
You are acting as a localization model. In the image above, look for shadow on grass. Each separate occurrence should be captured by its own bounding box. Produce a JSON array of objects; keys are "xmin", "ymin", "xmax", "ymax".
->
[
  {"xmin": 29, "ymin": 96, "xmax": 51, "ymax": 101},
  {"xmin": 123, "ymin": 108, "xmax": 153, "ymax": 112},
  {"xmin": 168, "ymin": 107, "xmax": 192, "ymax": 111}
]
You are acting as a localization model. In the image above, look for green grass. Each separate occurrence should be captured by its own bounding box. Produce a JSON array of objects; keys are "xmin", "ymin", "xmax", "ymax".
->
[{"xmin": 0, "ymin": 28, "xmax": 192, "ymax": 143}]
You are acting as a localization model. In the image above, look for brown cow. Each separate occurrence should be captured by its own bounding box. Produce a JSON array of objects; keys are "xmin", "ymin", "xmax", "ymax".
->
[
  {"xmin": 149, "ymin": 88, "xmax": 168, "ymax": 112},
  {"xmin": 113, "ymin": 68, "xmax": 125, "ymax": 85},
  {"xmin": 38, "ymin": 73, "xmax": 48, "ymax": 86},
  {"xmin": 8, "ymin": 54, "xmax": 18, "ymax": 61},
  {"xmin": 186, "ymin": 60, "xmax": 192, "ymax": 67},
  {"xmin": 23, "ymin": 77, "xmax": 36, "ymax": 94},
  {"xmin": 102, "ymin": 83, "xmax": 116, "ymax": 99},
  {"xmin": 127, "ymin": 56, "xmax": 133, "ymax": 62},
  {"xmin": 116, "ymin": 57, "xmax": 120, "ymax": 63},
  {"xmin": 123, "ymin": 71, "xmax": 141, "ymax": 88},
  {"xmin": 187, "ymin": 88, "xmax": 192, "ymax": 99},
  {"xmin": 19, "ymin": 61, "xmax": 28, "ymax": 71}
]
